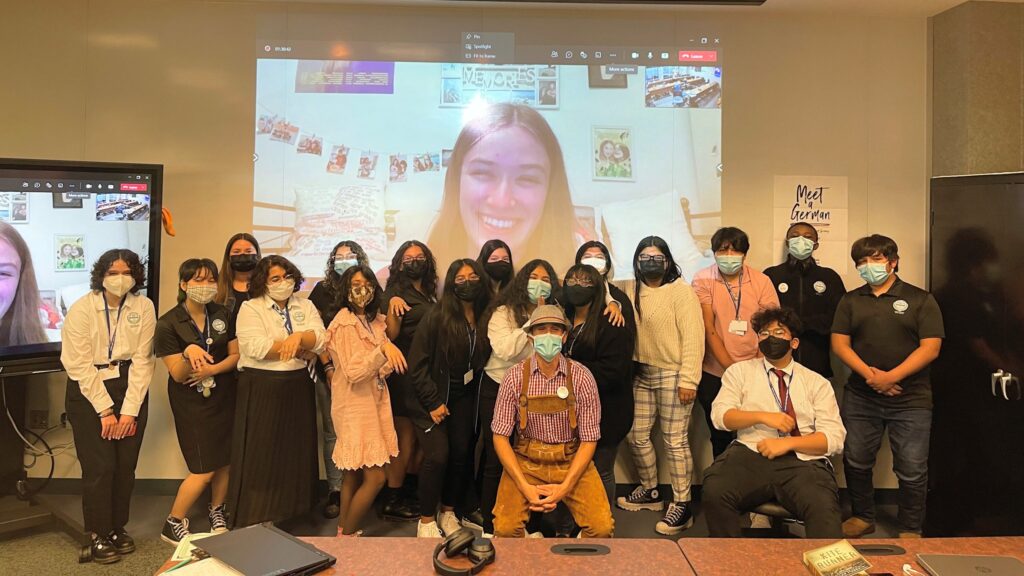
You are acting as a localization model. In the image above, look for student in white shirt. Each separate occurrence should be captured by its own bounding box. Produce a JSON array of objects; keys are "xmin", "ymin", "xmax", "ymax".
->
[
  {"xmin": 703, "ymin": 306, "xmax": 845, "ymax": 538},
  {"xmin": 226, "ymin": 255, "xmax": 326, "ymax": 528},
  {"xmin": 60, "ymin": 249, "xmax": 155, "ymax": 565}
]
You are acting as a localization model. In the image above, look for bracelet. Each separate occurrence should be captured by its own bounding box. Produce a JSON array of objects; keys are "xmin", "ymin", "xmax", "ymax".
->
[{"xmin": 323, "ymin": 362, "xmax": 335, "ymax": 370}]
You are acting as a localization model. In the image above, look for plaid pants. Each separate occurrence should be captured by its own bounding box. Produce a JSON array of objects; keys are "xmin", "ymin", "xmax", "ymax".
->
[{"xmin": 625, "ymin": 364, "xmax": 694, "ymax": 502}]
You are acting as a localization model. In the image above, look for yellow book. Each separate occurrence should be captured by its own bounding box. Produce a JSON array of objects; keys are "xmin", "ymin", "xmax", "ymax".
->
[{"xmin": 802, "ymin": 539, "xmax": 872, "ymax": 576}]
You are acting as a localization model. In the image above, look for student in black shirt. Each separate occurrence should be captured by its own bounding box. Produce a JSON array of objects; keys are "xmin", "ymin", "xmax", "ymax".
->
[
  {"xmin": 307, "ymin": 241, "xmax": 369, "ymax": 519},
  {"xmin": 155, "ymin": 259, "xmax": 239, "ymax": 544},
  {"xmin": 214, "ymin": 233, "xmax": 261, "ymax": 327},
  {"xmin": 382, "ymin": 240, "xmax": 439, "ymax": 520},
  {"xmin": 407, "ymin": 258, "xmax": 492, "ymax": 537},
  {"xmin": 476, "ymin": 239, "xmax": 514, "ymax": 298},
  {"xmin": 764, "ymin": 222, "xmax": 844, "ymax": 377},
  {"xmin": 831, "ymin": 235, "xmax": 944, "ymax": 539},
  {"xmin": 562, "ymin": 262, "xmax": 636, "ymax": 509}
]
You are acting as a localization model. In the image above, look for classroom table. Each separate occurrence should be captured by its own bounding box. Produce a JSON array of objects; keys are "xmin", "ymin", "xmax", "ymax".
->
[
  {"xmin": 677, "ymin": 536, "xmax": 1024, "ymax": 575},
  {"xmin": 157, "ymin": 536, "xmax": 694, "ymax": 575}
]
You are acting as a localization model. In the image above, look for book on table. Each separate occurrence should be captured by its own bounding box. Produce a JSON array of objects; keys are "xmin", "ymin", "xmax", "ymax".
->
[{"xmin": 802, "ymin": 540, "xmax": 872, "ymax": 576}]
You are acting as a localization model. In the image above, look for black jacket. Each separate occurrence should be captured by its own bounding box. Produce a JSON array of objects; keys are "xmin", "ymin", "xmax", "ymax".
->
[
  {"xmin": 406, "ymin": 306, "xmax": 490, "ymax": 431},
  {"xmin": 566, "ymin": 287, "xmax": 637, "ymax": 447},
  {"xmin": 763, "ymin": 259, "xmax": 845, "ymax": 377}
]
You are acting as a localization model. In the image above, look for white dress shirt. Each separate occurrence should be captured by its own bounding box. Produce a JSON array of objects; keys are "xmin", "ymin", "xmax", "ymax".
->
[
  {"xmin": 711, "ymin": 357, "xmax": 846, "ymax": 460},
  {"xmin": 236, "ymin": 294, "xmax": 326, "ymax": 371},
  {"xmin": 483, "ymin": 305, "xmax": 532, "ymax": 384},
  {"xmin": 60, "ymin": 291, "xmax": 156, "ymax": 416}
]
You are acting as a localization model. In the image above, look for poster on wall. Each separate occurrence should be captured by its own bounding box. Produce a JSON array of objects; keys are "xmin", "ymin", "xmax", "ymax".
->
[{"xmin": 772, "ymin": 175, "xmax": 849, "ymax": 275}]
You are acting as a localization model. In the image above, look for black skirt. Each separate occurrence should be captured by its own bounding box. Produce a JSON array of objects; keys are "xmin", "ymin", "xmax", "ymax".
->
[
  {"xmin": 226, "ymin": 368, "xmax": 317, "ymax": 528},
  {"xmin": 167, "ymin": 371, "xmax": 236, "ymax": 473}
]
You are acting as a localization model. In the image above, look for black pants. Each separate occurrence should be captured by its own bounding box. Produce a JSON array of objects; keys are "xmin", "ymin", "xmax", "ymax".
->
[
  {"xmin": 416, "ymin": 390, "xmax": 476, "ymax": 518},
  {"xmin": 478, "ymin": 375, "xmax": 502, "ymax": 533},
  {"xmin": 697, "ymin": 372, "xmax": 736, "ymax": 459},
  {"xmin": 66, "ymin": 371, "xmax": 148, "ymax": 536},
  {"xmin": 701, "ymin": 443, "xmax": 842, "ymax": 538}
]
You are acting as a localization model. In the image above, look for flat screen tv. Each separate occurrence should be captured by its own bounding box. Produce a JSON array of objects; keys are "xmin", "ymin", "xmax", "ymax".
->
[{"xmin": 0, "ymin": 159, "xmax": 163, "ymax": 377}]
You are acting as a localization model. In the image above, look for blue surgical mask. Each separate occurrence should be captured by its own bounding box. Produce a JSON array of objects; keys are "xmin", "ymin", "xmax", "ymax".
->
[
  {"xmin": 527, "ymin": 278, "xmax": 552, "ymax": 304},
  {"xmin": 715, "ymin": 255, "xmax": 744, "ymax": 276},
  {"xmin": 333, "ymin": 258, "xmax": 358, "ymax": 275},
  {"xmin": 533, "ymin": 333, "xmax": 563, "ymax": 362},
  {"xmin": 787, "ymin": 237, "xmax": 815, "ymax": 261},
  {"xmin": 857, "ymin": 262, "xmax": 891, "ymax": 286}
]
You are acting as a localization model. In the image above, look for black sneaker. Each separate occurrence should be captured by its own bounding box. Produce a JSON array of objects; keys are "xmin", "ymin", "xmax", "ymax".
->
[
  {"xmin": 459, "ymin": 509, "xmax": 485, "ymax": 532},
  {"xmin": 90, "ymin": 535, "xmax": 121, "ymax": 564},
  {"xmin": 209, "ymin": 504, "xmax": 228, "ymax": 534},
  {"xmin": 161, "ymin": 516, "xmax": 191, "ymax": 545},
  {"xmin": 381, "ymin": 490, "xmax": 418, "ymax": 522},
  {"xmin": 323, "ymin": 491, "xmax": 341, "ymax": 519},
  {"xmin": 108, "ymin": 529, "xmax": 135, "ymax": 554},
  {"xmin": 616, "ymin": 485, "xmax": 663, "ymax": 512},
  {"xmin": 655, "ymin": 502, "xmax": 694, "ymax": 535}
]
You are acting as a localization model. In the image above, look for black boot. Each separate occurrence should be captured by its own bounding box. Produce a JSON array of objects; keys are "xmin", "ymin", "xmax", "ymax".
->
[
  {"xmin": 381, "ymin": 487, "xmax": 417, "ymax": 522},
  {"xmin": 401, "ymin": 474, "xmax": 421, "ymax": 514},
  {"xmin": 108, "ymin": 529, "xmax": 135, "ymax": 554},
  {"xmin": 323, "ymin": 490, "xmax": 341, "ymax": 519},
  {"xmin": 90, "ymin": 534, "xmax": 121, "ymax": 564}
]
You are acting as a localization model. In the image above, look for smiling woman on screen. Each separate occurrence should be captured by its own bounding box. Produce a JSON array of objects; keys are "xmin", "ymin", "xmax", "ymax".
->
[
  {"xmin": 427, "ymin": 103, "xmax": 577, "ymax": 269},
  {"xmin": 0, "ymin": 222, "xmax": 46, "ymax": 347}
]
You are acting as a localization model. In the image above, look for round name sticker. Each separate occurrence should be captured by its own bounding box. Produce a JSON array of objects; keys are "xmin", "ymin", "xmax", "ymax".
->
[
  {"xmin": 293, "ymin": 310, "xmax": 306, "ymax": 323},
  {"xmin": 813, "ymin": 281, "xmax": 826, "ymax": 294},
  {"xmin": 127, "ymin": 312, "xmax": 141, "ymax": 325},
  {"xmin": 893, "ymin": 299, "xmax": 909, "ymax": 313},
  {"xmin": 556, "ymin": 386, "xmax": 569, "ymax": 399},
  {"xmin": 212, "ymin": 319, "xmax": 227, "ymax": 333},
  {"xmin": 778, "ymin": 283, "xmax": 789, "ymax": 294}
]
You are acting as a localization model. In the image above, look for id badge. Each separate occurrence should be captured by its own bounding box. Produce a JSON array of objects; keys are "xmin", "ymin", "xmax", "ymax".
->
[
  {"xmin": 463, "ymin": 370, "xmax": 474, "ymax": 385},
  {"xmin": 98, "ymin": 365, "xmax": 120, "ymax": 381},
  {"xmin": 728, "ymin": 319, "xmax": 748, "ymax": 335}
]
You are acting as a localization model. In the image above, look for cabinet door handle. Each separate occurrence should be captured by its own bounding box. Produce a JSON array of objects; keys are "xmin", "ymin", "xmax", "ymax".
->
[{"xmin": 992, "ymin": 369, "xmax": 1005, "ymax": 397}]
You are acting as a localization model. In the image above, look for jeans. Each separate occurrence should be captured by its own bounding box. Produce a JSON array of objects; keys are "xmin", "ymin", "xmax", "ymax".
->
[
  {"xmin": 314, "ymin": 374, "xmax": 342, "ymax": 492},
  {"xmin": 697, "ymin": 372, "xmax": 736, "ymax": 459},
  {"xmin": 478, "ymin": 376, "xmax": 502, "ymax": 533},
  {"xmin": 841, "ymin": 389, "xmax": 932, "ymax": 533}
]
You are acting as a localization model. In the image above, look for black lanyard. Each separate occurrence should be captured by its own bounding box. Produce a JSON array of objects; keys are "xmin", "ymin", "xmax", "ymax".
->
[
  {"xmin": 186, "ymin": 305, "xmax": 213, "ymax": 352},
  {"xmin": 104, "ymin": 295, "xmax": 127, "ymax": 362},
  {"xmin": 722, "ymin": 270, "xmax": 743, "ymax": 320},
  {"xmin": 467, "ymin": 322, "xmax": 476, "ymax": 371}
]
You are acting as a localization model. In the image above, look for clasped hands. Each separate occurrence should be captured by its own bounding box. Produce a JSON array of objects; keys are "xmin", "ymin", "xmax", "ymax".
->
[
  {"xmin": 520, "ymin": 481, "xmax": 571, "ymax": 512},
  {"xmin": 866, "ymin": 366, "xmax": 902, "ymax": 396}
]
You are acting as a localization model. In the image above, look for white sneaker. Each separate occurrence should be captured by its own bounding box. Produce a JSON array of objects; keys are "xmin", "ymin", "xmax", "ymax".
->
[
  {"xmin": 482, "ymin": 532, "xmax": 494, "ymax": 539},
  {"xmin": 438, "ymin": 511, "xmax": 461, "ymax": 536},
  {"xmin": 417, "ymin": 520, "xmax": 443, "ymax": 538},
  {"xmin": 526, "ymin": 531, "xmax": 544, "ymax": 539},
  {"xmin": 750, "ymin": 512, "xmax": 772, "ymax": 529}
]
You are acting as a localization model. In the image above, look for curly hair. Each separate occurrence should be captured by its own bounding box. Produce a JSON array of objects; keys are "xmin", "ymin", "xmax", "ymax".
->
[
  {"xmin": 751, "ymin": 306, "xmax": 804, "ymax": 337},
  {"xmin": 335, "ymin": 265, "xmax": 384, "ymax": 319},
  {"xmin": 248, "ymin": 255, "xmax": 304, "ymax": 299},
  {"xmin": 89, "ymin": 249, "xmax": 146, "ymax": 294},
  {"xmin": 385, "ymin": 240, "xmax": 438, "ymax": 300},
  {"xmin": 492, "ymin": 258, "xmax": 561, "ymax": 326},
  {"xmin": 323, "ymin": 240, "xmax": 369, "ymax": 294}
]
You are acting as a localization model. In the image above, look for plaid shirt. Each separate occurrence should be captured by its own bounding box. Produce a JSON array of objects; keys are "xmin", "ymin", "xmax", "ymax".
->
[{"xmin": 492, "ymin": 355, "xmax": 601, "ymax": 443}]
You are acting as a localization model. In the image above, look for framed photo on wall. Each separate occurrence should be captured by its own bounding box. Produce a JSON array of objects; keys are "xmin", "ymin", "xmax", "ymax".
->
[{"xmin": 592, "ymin": 126, "xmax": 634, "ymax": 181}]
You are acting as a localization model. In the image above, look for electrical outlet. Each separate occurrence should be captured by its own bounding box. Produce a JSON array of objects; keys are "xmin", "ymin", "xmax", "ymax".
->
[{"xmin": 29, "ymin": 410, "xmax": 49, "ymax": 430}]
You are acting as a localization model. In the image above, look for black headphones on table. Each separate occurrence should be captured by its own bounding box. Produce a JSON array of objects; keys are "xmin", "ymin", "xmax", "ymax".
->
[{"xmin": 432, "ymin": 528, "xmax": 496, "ymax": 576}]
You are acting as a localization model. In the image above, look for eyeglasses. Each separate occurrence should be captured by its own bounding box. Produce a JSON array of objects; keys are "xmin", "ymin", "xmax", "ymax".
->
[
  {"xmin": 268, "ymin": 275, "xmax": 294, "ymax": 285},
  {"xmin": 402, "ymin": 256, "xmax": 427, "ymax": 264},
  {"xmin": 565, "ymin": 278, "xmax": 594, "ymax": 287},
  {"xmin": 757, "ymin": 328, "xmax": 789, "ymax": 339},
  {"xmin": 638, "ymin": 255, "xmax": 666, "ymax": 263},
  {"xmin": 453, "ymin": 276, "xmax": 480, "ymax": 285}
]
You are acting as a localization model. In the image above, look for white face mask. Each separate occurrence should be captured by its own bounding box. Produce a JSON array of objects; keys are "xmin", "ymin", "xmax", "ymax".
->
[
  {"xmin": 186, "ymin": 284, "xmax": 217, "ymax": 305},
  {"xmin": 581, "ymin": 256, "xmax": 608, "ymax": 275},
  {"xmin": 268, "ymin": 279, "xmax": 295, "ymax": 301},
  {"xmin": 103, "ymin": 275, "xmax": 135, "ymax": 298}
]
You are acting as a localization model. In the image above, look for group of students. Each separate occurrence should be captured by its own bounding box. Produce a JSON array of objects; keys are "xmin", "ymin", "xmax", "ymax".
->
[{"xmin": 59, "ymin": 221, "xmax": 943, "ymax": 565}]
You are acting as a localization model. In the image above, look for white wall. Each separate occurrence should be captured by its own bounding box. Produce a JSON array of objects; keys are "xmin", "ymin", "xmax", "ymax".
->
[{"xmin": 0, "ymin": 1, "xmax": 928, "ymax": 489}]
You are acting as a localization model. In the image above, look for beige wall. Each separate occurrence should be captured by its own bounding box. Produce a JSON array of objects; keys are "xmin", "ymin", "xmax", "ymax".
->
[{"xmin": 1, "ymin": 1, "xmax": 929, "ymax": 489}]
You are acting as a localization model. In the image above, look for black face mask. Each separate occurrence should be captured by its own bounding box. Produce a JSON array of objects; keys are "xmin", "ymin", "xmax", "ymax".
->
[
  {"xmin": 403, "ymin": 260, "xmax": 427, "ymax": 279},
  {"xmin": 758, "ymin": 336, "xmax": 793, "ymax": 361},
  {"xmin": 484, "ymin": 261, "xmax": 512, "ymax": 282},
  {"xmin": 229, "ymin": 254, "xmax": 258, "ymax": 272},
  {"xmin": 454, "ymin": 279, "xmax": 482, "ymax": 302},
  {"xmin": 564, "ymin": 285, "xmax": 596, "ymax": 307},
  {"xmin": 638, "ymin": 260, "xmax": 665, "ymax": 280}
]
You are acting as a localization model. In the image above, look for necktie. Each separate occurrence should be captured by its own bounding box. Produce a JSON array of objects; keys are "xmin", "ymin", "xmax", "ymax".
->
[{"xmin": 772, "ymin": 368, "xmax": 801, "ymax": 437}]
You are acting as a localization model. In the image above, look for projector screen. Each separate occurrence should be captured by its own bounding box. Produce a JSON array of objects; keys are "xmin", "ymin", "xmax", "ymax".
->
[
  {"xmin": 253, "ymin": 42, "xmax": 722, "ymax": 282},
  {"xmin": 0, "ymin": 160, "xmax": 162, "ymax": 363}
]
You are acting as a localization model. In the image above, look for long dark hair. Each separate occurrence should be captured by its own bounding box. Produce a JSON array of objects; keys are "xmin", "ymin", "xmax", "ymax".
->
[
  {"xmin": 562, "ymin": 264, "xmax": 606, "ymax": 352},
  {"xmin": 0, "ymin": 222, "xmax": 46, "ymax": 346},
  {"xmin": 476, "ymin": 239, "xmax": 515, "ymax": 290},
  {"xmin": 575, "ymin": 240, "xmax": 613, "ymax": 277},
  {"xmin": 337, "ymin": 265, "xmax": 385, "ymax": 319},
  {"xmin": 249, "ymin": 255, "xmax": 304, "ymax": 299},
  {"xmin": 385, "ymin": 240, "xmax": 438, "ymax": 301},
  {"xmin": 437, "ymin": 259, "xmax": 491, "ymax": 365},
  {"xmin": 323, "ymin": 240, "xmax": 369, "ymax": 294},
  {"xmin": 632, "ymin": 236, "xmax": 682, "ymax": 319},
  {"xmin": 215, "ymin": 233, "xmax": 260, "ymax": 304},
  {"xmin": 176, "ymin": 258, "xmax": 218, "ymax": 304},
  {"xmin": 493, "ymin": 258, "xmax": 560, "ymax": 325}
]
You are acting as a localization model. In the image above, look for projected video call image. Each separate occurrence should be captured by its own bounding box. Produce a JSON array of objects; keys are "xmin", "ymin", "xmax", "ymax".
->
[{"xmin": 253, "ymin": 59, "xmax": 722, "ymax": 281}]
